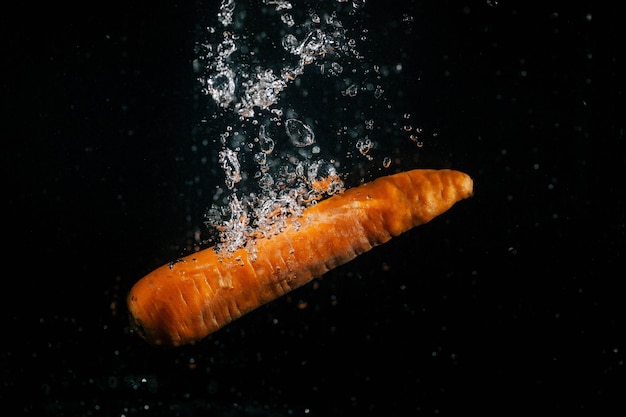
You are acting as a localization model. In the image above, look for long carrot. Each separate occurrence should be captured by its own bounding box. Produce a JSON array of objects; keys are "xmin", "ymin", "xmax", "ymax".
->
[{"xmin": 127, "ymin": 169, "xmax": 473, "ymax": 346}]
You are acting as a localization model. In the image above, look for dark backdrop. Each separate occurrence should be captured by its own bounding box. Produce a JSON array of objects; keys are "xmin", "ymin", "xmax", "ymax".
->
[{"xmin": 3, "ymin": 1, "xmax": 624, "ymax": 416}]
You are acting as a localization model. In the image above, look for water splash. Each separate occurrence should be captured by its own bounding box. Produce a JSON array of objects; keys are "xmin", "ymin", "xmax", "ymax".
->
[{"xmin": 194, "ymin": 0, "xmax": 409, "ymax": 256}]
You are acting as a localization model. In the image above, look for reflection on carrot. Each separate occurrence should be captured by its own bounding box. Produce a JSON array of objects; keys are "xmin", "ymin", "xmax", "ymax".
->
[{"xmin": 127, "ymin": 169, "xmax": 473, "ymax": 346}]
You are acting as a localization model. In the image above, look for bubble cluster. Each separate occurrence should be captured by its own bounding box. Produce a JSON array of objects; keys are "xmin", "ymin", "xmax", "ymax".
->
[
  {"xmin": 194, "ymin": 0, "xmax": 410, "ymax": 255},
  {"xmin": 198, "ymin": 5, "xmax": 368, "ymax": 115}
]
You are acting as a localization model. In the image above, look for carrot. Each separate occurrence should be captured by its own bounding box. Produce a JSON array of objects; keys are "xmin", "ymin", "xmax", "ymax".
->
[{"xmin": 127, "ymin": 169, "xmax": 473, "ymax": 346}]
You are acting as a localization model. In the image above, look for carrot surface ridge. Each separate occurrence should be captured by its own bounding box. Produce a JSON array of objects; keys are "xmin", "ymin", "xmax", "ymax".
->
[{"xmin": 127, "ymin": 169, "xmax": 473, "ymax": 346}]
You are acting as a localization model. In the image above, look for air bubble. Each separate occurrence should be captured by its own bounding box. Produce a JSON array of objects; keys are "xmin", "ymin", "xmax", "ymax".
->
[
  {"xmin": 356, "ymin": 137, "xmax": 373, "ymax": 155},
  {"xmin": 342, "ymin": 83, "xmax": 358, "ymax": 97},
  {"xmin": 285, "ymin": 119, "xmax": 315, "ymax": 147},
  {"xmin": 218, "ymin": 149, "xmax": 242, "ymax": 189},
  {"xmin": 258, "ymin": 125, "xmax": 275, "ymax": 154}
]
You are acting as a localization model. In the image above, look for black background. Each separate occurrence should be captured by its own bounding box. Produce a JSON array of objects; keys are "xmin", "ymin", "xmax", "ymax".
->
[{"xmin": 3, "ymin": 1, "xmax": 625, "ymax": 416}]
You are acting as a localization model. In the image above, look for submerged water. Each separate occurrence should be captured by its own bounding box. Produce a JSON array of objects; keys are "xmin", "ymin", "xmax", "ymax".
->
[{"xmin": 5, "ymin": 0, "xmax": 623, "ymax": 416}]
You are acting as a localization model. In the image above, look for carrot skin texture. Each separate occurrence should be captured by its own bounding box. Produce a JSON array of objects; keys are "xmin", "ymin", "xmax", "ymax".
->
[{"xmin": 127, "ymin": 169, "xmax": 473, "ymax": 346}]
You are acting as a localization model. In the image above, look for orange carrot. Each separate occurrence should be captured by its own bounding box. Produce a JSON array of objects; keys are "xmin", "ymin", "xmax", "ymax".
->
[{"xmin": 127, "ymin": 169, "xmax": 473, "ymax": 346}]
